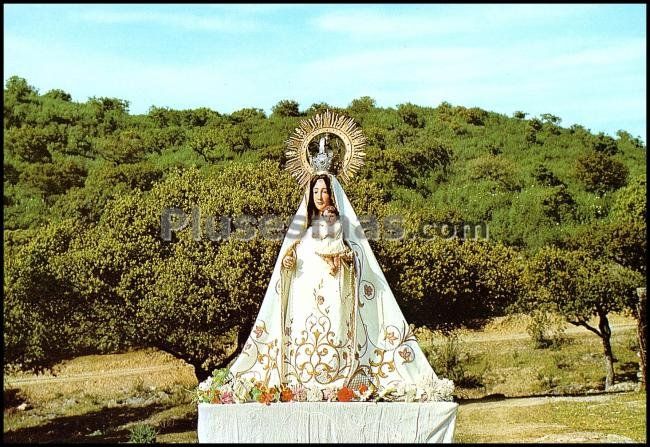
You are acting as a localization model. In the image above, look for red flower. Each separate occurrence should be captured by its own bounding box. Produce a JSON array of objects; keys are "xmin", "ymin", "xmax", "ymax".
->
[
  {"xmin": 358, "ymin": 384, "xmax": 368, "ymax": 394},
  {"xmin": 280, "ymin": 387, "xmax": 294, "ymax": 402},
  {"xmin": 337, "ymin": 386, "xmax": 354, "ymax": 402},
  {"xmin": 259, "ymin": 392, "xmax": 274, "ymax": 405}
]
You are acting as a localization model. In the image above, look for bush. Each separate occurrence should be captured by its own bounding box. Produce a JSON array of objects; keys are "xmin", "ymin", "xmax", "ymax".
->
[
  {"xmin": 468, "ymin": 155, "xmax": 522, "ymax": 192},
  {"xmin": 128, "ymin": 424, "xmax": 158, "ymax": 443},
  {"xmin": 427, "ymin": 331, "xmax": 466, "ymax": 383},
  {"xmin": 457, "ymin": 106, "xmax": 488, "ymax": 126},
  {"xmin": 592, "ymin": 132, "xmax": 619, "ymax": 155},
  {"xmin": 397, "ymin": 102, "xmax": 426, "ymax": 128},
  {"xmin": 575, "ymin": 151, "xmax": 628, "ymax": 195},
  {"xmin": 425, "ymin": 331, "xmax": 484, "ymax": 388},
  {"xmin": 526, "ymin": 310, "xmax": 567, "ymax": 349},
  {"xmin": 271, "ymin": 99, "xmax": 300, "ymax": 117}
]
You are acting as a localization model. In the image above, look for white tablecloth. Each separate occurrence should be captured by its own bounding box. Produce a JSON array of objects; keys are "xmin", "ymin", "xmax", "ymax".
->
[{"xmin": 198, "ymin": 401, "xmax": 458, "ymax": 443}]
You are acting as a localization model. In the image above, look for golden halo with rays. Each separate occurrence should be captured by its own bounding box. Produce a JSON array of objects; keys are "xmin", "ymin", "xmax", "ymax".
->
[{"xmin": 285, "ymin": 110, "xmax": 366, "ymax": 187}]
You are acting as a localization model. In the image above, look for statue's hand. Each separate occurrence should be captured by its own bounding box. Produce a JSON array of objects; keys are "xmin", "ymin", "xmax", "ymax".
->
[{"xmin": 282, "ymin": 254, "xmax": 296, "ymax": 270}]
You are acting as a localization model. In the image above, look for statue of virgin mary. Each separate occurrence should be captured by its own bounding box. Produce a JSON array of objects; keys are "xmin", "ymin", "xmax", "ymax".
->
[{"xmin": 225, "ymin": 111, "xmax": 453, "ymax": 401}]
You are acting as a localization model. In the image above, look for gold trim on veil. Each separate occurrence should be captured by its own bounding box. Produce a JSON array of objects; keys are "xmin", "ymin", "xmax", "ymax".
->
[{"xmin": 285, "ymin": 110, "xmax": 367, "ymax": 187}]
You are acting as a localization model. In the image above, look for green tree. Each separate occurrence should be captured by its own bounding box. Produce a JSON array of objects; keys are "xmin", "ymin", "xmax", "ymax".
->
[
  {"xmin": 271, "ymin": 99, "xmax": 300, "ymax": 117},
  {"xmin": 4, "ymin": 162, "xmax": 20, "ymax": 185},
  {"xmin": 95, "ymin": 129, "xmax": 147, "ymax": 163},
  {"xmin": 182, "ymin": 107, "xmax": 219, "ymax": 127},
  {"xmin": 188, "ymin": 125, "xmax": 250, "ymax": 162},
  {"xmin": 4, "ymin": 75, "xmax": 38, "ymax": 101},
  {"xmin": 458, "ymin": 106, "xmax": 488, "ymax": 126},
  {"xmin": 230, "ymin": 107, "xmax": 266, "ymax": 123},
  {"xmin": 542, "ymin": 185, "xmax": 576, "ymax": 224},
  {"xmin": 592, "ymin": 132, "xmax": 619, "ymax": 155},
  {"xmin": 397, "ymin": 102, "xmax": 426, "ymax": 128},
  {"xmin": 4, "ymin": 220, "xmax": 87, "ymax": 370},
  {"xmin": 4, "ymin": 127, "xmax": 53, "ymax": 162},
  {"xmin": 19, "ymin": 158, "xmax": 87, "ymax": 199},
  {"xmin": 468, "ymin": 155, "xmax": 522, "ymax": 192},
  {"xmin": 304, "ymin": 102, "xmax": 333, "ymax": 116},
  {"xmin": 525, "ymin": 117, "xmax": 543, "ymax": 145},
  {"xmin": 533, "ymin": 164, "xmax": 566, "ymax": 187},
  {"xmin": 610, "ymin": 175, "xmax": 646, "ymax": 221},
  {"xmin": 377, "ymin": 238, "xmax": 524, "ymax": 330},
  {"xmin": 564, "ymin": 220, "xmax": 646, "ymax": 275},
  {"xmin": 521, "ymin": 247, "xmax": 643, "ymax": 389},
  {"xmin": 540, "ymin": 113, "xmax": 561, "ymax": 125},
  {"xmin": 575, "ymin": 151, "xmax": 628, "ymax": 195},
  {"xmin": 348, "ymin": 96, "xmax": 376, "ymax": 115},
  {"xmin": 616, "ymin": 130, "xmax": 645, "ymax": 150},
  {"xmin": 4, "ymin": 162, "xmax": 301, "ymax": 381},
  {"xmin": 44, "ymin": 89, "xmax": 72, "ymax": 102}
]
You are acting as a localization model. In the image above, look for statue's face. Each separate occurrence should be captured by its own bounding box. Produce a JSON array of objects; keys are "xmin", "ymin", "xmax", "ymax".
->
[{"xmin": 313, "ymin": 179, "xmax": 331, "ymax": 213}]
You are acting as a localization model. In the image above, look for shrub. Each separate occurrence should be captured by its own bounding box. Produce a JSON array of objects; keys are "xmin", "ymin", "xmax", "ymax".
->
[
  {"xmin": 425, "ymin": 331, "xmax": 484, "ymax": 388},
  {"xmin": 458, "ymin": 106, "xmax": 488, "ymax": 126},
  {"xmin": 575, "ymin": 151, "xmax": 628, "ymax": 195},
  {"xmin": 271, "ymin": 99, "xmax": 300, "ymax": 117},
  {"xmin": 128, "ymin": 424, "xmax": 157, "ymax": 443},
  {"xmin": 592, "ymin": 132, "xmax": 619, "ymax": 155},
  {"xmin": 468, "ymin": 155, "xmax": 522, "ymax": 192},
  {"xmin": 526, "ymin": 310, "xmax": 567, "ymax": 349}
]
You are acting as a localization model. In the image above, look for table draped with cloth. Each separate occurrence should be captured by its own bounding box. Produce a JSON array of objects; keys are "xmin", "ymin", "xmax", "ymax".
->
[{"xmin": 198, "ymin": 401, "xmax": 459, "ymax": 443}]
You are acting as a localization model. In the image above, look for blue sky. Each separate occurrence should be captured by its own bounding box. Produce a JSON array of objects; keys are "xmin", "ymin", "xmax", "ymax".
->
[{"xmin": 4, "ymin": 4, "xmax": 647, "ymax": 141}]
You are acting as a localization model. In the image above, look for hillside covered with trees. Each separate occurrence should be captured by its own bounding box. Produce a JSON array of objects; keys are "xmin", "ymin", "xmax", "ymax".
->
[{"xmin": 4, "ymin": 76, "xmax": 646, "ymax": 382}]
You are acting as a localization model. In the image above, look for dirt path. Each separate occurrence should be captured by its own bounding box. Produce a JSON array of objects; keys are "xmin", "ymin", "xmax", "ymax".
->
[
  {"xmin": 460, "ymin": 392, "xmax": 613, "ymax": 409},
  {"xmin": 455, "ymin": 322, "xmax": 636, "ymax": 343},
  {"xmin": 5, "ymin": 364, "xmax": 192, "ymax": 386}
]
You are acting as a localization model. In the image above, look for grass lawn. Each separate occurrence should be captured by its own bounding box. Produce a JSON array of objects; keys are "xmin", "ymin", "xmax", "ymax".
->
[{"xmin": 455, "ymin": 391, "xmax": 646, "ymax": 443}]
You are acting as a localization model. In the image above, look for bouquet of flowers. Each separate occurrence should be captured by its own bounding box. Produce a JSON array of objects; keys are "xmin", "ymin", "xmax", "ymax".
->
[{"xmin": 195, "ymin": 369, "xmax": 454, "ymax": 404}]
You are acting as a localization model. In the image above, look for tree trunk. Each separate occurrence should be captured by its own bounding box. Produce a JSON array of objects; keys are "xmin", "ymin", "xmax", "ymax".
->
[
  {"xmin": 193, "ymin": 327, "xmax": 251, "ymax": 384},
  {"xmin": 598, "ymin": 312, "xmax": 615, "ymax": 390},
  {"xmin": 636, "ymin": 287, "xmax": 646, "ymax": 390},
  {"xmin": 153, "ymin": 342, "xmax": 212, "ymax": 384},
  {"xmin": 211, "ymin": 327, "xmax": 249, "ymax": 373},
  {"xmin": 194, "ymin": 363, "xmax": 212, "ymax": 384}
]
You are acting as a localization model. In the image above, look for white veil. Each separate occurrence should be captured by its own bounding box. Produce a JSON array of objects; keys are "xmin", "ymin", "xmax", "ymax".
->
[{"xmin": 227, "ymin": 173, "xmax": 452, "ymax": 399}]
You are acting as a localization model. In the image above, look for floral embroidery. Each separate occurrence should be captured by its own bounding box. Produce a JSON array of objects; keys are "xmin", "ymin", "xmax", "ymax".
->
[
  {"xmin": 284, "ymin": 281, "xmax": 353, "ymax": 386},
  {"xmin": 398, "ymin": 347, "xmax": 413, "ymax": 363},
  {"xmin": 384, "ymin": 330, "xmax": 398, "ymax": 345},
  {"xmin": 364, "ymin": 284, "xmax": 373, "ymax": 297},
  {"xmin": 253, "ymin": 324, "xmax": 265, "ymax": 339}
]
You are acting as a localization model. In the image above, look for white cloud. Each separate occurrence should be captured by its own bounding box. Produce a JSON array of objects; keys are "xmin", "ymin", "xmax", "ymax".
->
[
  {"xmin": 313, "ymin": 4, "xmax": 599, "ymax": 38},
  {"xmin": 288, "ymin": 36, "xmax": 645, "ymax": 138},
  {"xmin": 297, "ymin": 37, "xmax": 645, "ymax": 92}
]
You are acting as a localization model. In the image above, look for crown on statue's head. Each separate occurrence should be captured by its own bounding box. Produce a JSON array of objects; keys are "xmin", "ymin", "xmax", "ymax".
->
[{"xmin": 310, "ymin": 134, "xmax": 334, "ymax": 174}]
